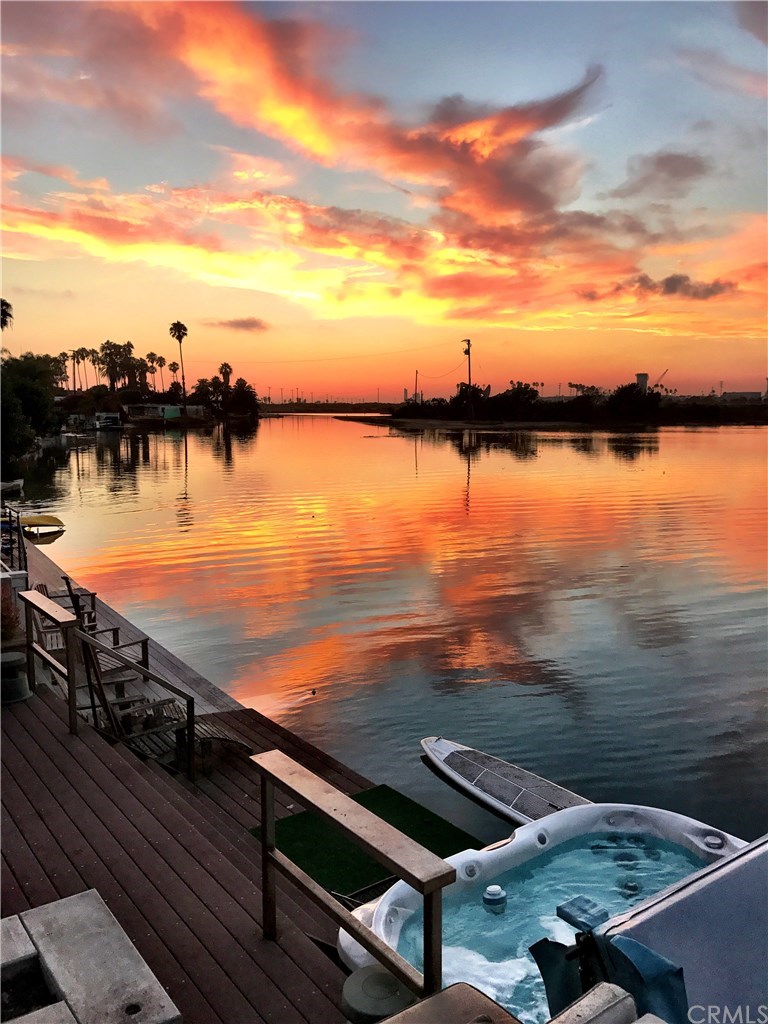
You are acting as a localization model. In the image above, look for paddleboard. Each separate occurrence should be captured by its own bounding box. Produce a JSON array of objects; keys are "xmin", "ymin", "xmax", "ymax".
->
[{"xmin": 421, "ymin": 736, "xmax": 591, "ymax": 825}]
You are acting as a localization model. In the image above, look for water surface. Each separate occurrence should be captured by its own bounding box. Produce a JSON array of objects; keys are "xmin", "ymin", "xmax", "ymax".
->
[{"xmin": 21, "ymin": 419, "xmax": 767, "ymax": 841}]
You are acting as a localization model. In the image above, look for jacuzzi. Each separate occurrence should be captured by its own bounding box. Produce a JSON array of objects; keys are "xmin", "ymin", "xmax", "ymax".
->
[{"xmin": 338, "ymin": 804, "xmax": 745, "ymax": 1023}]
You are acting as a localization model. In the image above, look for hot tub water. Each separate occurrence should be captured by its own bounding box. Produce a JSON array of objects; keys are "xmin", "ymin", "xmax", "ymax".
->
[{"xmin": 395, "ymin": 833, "xmax": 705, "ymax": 1024}]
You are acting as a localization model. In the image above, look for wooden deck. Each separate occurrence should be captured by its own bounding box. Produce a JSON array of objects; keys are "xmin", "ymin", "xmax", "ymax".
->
[
  {"xmin": 5, "ymin": 544, "xmax": 385, "ymax": 1022},
  {"xmin": 2, "ymin": 686, "xmax": 371, "ymax": 1023}
]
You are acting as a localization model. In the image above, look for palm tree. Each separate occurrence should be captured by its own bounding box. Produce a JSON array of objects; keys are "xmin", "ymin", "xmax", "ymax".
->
[
  {"xmin": 1, "ymin": 299, "xmax": 13, "ymax": 330},
  {"xmin": 218, "ymin": 362, "xmax": 233, "ymax": 419},
  {"xmin": 76, "ymin": 346, "xmax": 91, "ymax": 389},
  {"xmin": 58, "ymin": 351, "xmax": 70, "ymax": 390},
  {"xmin": 169, "ymin": 321, "xmax": 187, "ymax": 412},
  {"xmin": 230, "ymin": 377, "xmax": 260, "ymax": 421},
  {"xmin": 156, "ymin": 355, "xmax": 167, "ymax": 393},
  {"xmin": 99, "ymin": 340, "xmax": 121, "ymax": 392},
  {"xmin": 89, "ymin": 348, "xmax": 101, "ymax": 384},
  {"xmin": 146, "ymin": 352, "xmax": 158, "ymax": 391},
  {"xmin": 168, "ymin": 360, "xmax": 179, "ymax": 383},
  {"xmin": 134, "ymin": 357, "xmax": 149, "ymax": 394}
]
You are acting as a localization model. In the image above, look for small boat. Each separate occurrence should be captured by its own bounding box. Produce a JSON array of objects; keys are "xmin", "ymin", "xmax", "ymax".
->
[
  {"xmin": 20, "ymin": 514, "xmax": 66, "ymax": 543},
  {"xmin": 421, "ymin": 736, "xmax": 590, "ymax": 825},
  {"xmin": 0, "ymin": 479, "xmax": 24, "ymax": 497}
]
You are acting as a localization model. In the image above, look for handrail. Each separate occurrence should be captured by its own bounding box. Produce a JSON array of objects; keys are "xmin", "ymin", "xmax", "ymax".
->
[
  {"xmin": 2, "ymin": 505, "xmax": 28, "ymax": 573},
  {"xmin": 74, "ymin": 629, "xmax": 196, "ymax": 781},
  {"xmin": 252, "ymin": 749, "xmax": 456, "ymax": 998},
  {"xmin": 19, "ymin": 589, "xmax": 79, "ymax": 732},
  {"xmin": 17, "ymin": 590, "xmax": 196, "ymax": 778}
]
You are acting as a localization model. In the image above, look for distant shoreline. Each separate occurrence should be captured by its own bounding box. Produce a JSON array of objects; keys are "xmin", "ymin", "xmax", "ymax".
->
[{"xmin": 339, "ymin": 414, "xmax": 767, "ymax": 432}]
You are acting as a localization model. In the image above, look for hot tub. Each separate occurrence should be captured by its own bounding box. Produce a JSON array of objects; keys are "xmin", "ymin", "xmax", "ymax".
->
[{"xmin": 338, "ymin": 804, "xmax": 744, "ymax": 1024}]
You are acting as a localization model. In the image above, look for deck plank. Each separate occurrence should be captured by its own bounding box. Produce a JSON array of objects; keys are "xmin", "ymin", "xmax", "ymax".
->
[{"xmin": 1, "ymin": 852, "xmax": 30, "ymax": 916}]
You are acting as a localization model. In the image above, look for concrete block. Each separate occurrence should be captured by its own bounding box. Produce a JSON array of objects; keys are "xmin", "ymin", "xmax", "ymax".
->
[
  {"xmin": 14, "ymin": 1002, "xmax": 78, "ymax": 1024},
  {"xmin": 551, "ymin": 983, "xmax": 637, "ymax": 1024},
  {"xmin": 20, "ymin": 890, "xmax": 181, "ymax": 1024},
  {"xmin": 1, "ymin": 914, "xmax": 37, "ymax": 980}
]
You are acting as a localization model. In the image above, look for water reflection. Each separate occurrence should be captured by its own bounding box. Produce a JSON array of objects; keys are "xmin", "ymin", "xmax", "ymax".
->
[{"xmin": 17, "ymin": 419, "xmax": 768, "ymax": 840}]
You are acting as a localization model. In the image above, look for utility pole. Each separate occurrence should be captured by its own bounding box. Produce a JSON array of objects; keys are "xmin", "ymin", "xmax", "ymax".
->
[
  {"xmin": 462, "ymin": 339, "xmax": 472, "ymax": 419},
  {"xmin": 414, "ymin": 370, "xmax": 419, "ymax": 404}
]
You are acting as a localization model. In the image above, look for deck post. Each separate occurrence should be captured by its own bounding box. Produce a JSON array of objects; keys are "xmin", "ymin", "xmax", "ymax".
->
[
  {"xmin": 185, "ymin": 697, "xmax": 195, "ymax": 782},
  {"xmin": 422, "ymin": 890, "xmax": 443, "ymax": 996},
  {"xmin": 24, "ymin": 602, "xmax": 37, "ymax": 692},
  {"xmin": 260, "ymin": 774, "xmax": 277, "ymax": 940},
  {"xmin": 63, "ymin": 621, "xmax": 78, "ymax": 734}
]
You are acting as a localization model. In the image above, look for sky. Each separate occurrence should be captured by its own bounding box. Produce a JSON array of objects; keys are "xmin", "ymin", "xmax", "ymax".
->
[{"xmin": 2, "ymin": 0, "xmax": 766, "ymax": 400}]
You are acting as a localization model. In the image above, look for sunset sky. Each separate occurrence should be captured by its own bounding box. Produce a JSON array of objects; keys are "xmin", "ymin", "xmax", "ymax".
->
[{"xmin": 2, "ymin": 1, "xmax": 766, "ymax": 399}]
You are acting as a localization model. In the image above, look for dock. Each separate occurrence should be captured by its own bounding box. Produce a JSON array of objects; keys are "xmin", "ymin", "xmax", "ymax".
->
[{"xmin": 3, "ymin": 545, "xmax": 377, "ymax": 1023}]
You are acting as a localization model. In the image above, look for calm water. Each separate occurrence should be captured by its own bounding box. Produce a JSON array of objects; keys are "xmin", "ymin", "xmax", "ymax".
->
[{"xmin": 19, "ymin": 419, "xmax": 767, "ymax": 842}]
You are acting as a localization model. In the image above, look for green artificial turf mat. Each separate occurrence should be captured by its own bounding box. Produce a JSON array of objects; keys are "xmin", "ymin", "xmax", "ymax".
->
[{"xmin": 251, "ymin": 784, "xmax": 482, "ymax": 896}]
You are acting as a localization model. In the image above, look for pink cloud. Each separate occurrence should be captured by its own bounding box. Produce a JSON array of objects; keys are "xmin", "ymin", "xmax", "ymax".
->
[{"xmin": 678, "ymin": 48, "xmax": 768, "ymax": 98}]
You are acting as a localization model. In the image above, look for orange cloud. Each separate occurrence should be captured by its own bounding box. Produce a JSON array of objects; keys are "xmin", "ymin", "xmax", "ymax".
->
[{"xmin": 2, "ymin": 3, "xmax": 764, "ymax": 348}]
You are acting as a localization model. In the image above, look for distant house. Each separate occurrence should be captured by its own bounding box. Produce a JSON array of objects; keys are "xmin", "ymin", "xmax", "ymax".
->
[
  {"xmin": 94, "ymin": 411, "xmax": 122, "ymax": 429},
  {"xmin": 125, "ymin": 404, "xmax": 209, "ymax": 421}
]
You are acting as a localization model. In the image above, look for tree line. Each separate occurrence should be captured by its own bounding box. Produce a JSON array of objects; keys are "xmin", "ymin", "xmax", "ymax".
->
[{"xmin": 1, "ymin": 305, "xmax": 260, "ymax": 471}]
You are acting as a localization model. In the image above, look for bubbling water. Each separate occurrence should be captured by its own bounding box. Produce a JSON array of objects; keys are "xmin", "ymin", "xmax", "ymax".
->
[{"xmin": 395, "ymin": 833, "xmax": 704, "ymax": 1024}]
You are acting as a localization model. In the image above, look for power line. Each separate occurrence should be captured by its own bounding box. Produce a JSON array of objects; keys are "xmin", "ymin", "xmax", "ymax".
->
[{"xmin": 418, "ymin": 358, "xmax": 467, "ymax": 380}]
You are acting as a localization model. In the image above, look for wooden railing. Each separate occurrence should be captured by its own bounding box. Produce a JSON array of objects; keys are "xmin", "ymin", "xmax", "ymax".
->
[
  {"xmin": 252, "ymin": 749, "xmax": 456, "ymax": 998},
  {"xmin": 19, "ymin": 589, "xmax": 79, "ymax": 731},
  {"xmin": 18, "ymin": 589, "xmax": 197, "ymax": 780},
  {"xmin": 2, "ymin": 506, "xmax": 28, "ymax": 573},
  {"xmin": 75, "ymin": 629, "xmax": 197, "ymax": 781}
]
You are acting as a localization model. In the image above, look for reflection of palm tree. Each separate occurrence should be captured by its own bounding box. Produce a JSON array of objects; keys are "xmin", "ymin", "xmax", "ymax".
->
[{"xmin": 169, "ymin": 321, "xmax": 188, "ymax": 412}]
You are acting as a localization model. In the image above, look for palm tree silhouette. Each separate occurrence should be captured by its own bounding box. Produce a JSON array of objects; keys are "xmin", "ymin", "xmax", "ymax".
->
[
  {"xmin": 168, "ymin": 360, "xmax": 179, "ymax": 383},
  {"xmin": 169, "ymin": 322, "xmax": 188, "ymax": 412},
  {"xmin": 219, "ymin": 362, "xmax": 233, "ymax": 419},
  {"xmin": 89, "ymin": 348, "xmax": 101, "ymax": 384},
  {"xmin": 76, "ymin": 346, "xmax": 91, "ymax": 389},
  {"xmin": 156, "ymin": 355, "xmax": 167, "ymax": 393},
  {"xmin": 1, "ymin": 299, "xmax": 13, "ymax": 331},
  {"xmin": 146, "ymin": 351, "xmax": 158, "ymax": 390}
]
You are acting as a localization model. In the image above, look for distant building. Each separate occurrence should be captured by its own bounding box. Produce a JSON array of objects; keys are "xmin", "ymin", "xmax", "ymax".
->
[
  {"xmin": 720, "ymin": 392, "xmax": 763, "ymax": 402},
  {"xmin": 636, "ymin": 373, "xmax": 649, "ymax": 393},
  {"xmin": 125, "ymin": 403, "xmax": 208, "ymax": 420}
]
